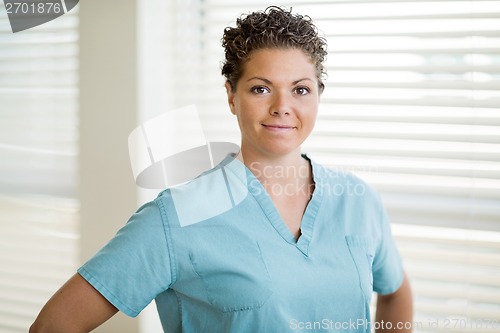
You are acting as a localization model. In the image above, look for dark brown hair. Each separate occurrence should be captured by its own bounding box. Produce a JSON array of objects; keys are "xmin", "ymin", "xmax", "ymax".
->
[{"xmin": 221, "ymin": 6, "xmax": 328, "ymax": 92}]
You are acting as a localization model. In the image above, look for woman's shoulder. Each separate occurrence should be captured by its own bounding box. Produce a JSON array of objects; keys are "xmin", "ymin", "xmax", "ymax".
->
[{"xmin": 152, "ymin": 155, "xmax": 248, "ymax": 227}]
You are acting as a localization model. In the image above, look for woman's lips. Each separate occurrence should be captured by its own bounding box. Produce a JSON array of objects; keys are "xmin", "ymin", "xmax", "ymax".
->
[{"xmin": 262, "ymin": 124, "xmax": 296, "ymax": 131}]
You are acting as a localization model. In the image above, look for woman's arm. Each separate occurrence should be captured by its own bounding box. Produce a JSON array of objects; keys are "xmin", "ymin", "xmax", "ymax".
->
[
  {"xmin": 29, "ymin": 273, "xmax": 118, "ymax": 333},
  {"xmin": 375, "ymin": 272, "xmax": 413, "ymax": 333}
]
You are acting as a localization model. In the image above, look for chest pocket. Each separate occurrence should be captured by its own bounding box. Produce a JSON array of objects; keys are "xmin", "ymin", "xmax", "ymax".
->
[
  {"xmin": 345, "ymin": 235, "xmax": 375, "ymax": 303},
  {"xmin": 189, "ymin": 239, "xmax": 273, "ymax": 313}
]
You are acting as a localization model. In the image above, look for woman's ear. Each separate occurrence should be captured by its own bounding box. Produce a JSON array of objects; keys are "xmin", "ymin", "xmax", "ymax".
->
[{"xmin": 225, "ymin": 81, "xmax": 236, "ymax": 115}]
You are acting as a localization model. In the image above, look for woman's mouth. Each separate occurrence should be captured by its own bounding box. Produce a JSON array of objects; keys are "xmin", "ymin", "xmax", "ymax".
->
[{"xmin": 262, "ymin": 124, "xmax": 296, "ymax": 131}]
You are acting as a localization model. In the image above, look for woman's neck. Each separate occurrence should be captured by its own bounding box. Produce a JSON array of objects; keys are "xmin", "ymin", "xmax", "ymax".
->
[{"xmin": 237, "ymin": 148, "xmax": 312, "ymax": 193}]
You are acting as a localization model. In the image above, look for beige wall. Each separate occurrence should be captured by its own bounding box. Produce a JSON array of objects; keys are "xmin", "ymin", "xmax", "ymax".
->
[{"xmin": 79, "ymin": 1, "xmax": 139, "ymax": 332}]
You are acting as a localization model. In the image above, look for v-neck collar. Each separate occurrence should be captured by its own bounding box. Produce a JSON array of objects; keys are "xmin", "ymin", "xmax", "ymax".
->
[{"xmin": 222, "ymin": 154, "xmax": 324, "ymax": 256}]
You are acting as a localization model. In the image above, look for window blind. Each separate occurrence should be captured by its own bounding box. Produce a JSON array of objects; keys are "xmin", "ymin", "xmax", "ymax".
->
[
  {"xmin": 0, "ymin": 4, "xmax": 79, "ymax": 333},
  {"xmin": 161, "ymin": 0, "xmax": 500, "ymax": 332}
]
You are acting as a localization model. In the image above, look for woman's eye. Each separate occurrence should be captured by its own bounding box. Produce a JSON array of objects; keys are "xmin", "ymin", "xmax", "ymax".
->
[
  {"xmin": 251, "ymin": 86, "xmax": 270, "ymax": 94},
  {"xmin": 295, "ymin": 87, "xmax": 310, "ymax": 95}
]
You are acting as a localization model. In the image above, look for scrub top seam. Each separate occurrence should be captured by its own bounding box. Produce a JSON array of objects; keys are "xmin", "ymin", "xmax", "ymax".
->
[{"xmin": 155, "ymin": 194, "xmax": 178, "ymax": 286}]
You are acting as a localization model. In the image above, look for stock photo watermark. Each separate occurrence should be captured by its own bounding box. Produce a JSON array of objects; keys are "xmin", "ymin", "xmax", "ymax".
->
[
  {"xmin": 289, "ymin": 317, "xmax": 500, "ymax": 331},
  {"xmin": 3, "ymin": 0, "xmax": 78, "ymax": 33},
  {"xmin": 248, "ymin": 162, "xmax": 378, "ymax": 197}
]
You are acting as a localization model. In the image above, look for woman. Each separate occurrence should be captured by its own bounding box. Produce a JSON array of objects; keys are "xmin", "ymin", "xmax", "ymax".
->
[{"xmin": 30, "ymin": 7, "xmax": 413, "ymax": 333}]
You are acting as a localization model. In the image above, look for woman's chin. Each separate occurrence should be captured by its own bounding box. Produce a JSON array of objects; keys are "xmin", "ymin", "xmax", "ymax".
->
[{"xmin": 258, "ymin": 145, "xmax": 302, "ymax": 159}]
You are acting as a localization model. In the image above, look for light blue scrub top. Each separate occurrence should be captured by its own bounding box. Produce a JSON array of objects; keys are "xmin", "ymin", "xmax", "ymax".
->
[{"xmin": 78, "ymin": 154, "xmax": 403, "ymax": 333}]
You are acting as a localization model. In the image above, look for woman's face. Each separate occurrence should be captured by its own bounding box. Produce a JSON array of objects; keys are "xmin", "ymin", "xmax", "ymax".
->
[{"xmin": 226, "ymin": 48, "xmax": 320, "ymax": 159}]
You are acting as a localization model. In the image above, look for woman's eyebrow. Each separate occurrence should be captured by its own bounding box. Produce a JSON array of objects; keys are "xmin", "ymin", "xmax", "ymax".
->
[
  {"xmin": 247, "ymin": 77, "xmax": 271, "ymax": 84},
  {"xmin": 246, "ymin": 77, "xmax": 314, "ymax": 84},
  {"xmin": 293, "ymin": 78, "xmax": 314, "ymax": 85}
]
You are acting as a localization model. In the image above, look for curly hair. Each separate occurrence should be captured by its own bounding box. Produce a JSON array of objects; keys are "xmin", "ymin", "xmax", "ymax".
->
[{"xmin": 221, "ymin": 6, "xmax": 328, "ymax": 92}]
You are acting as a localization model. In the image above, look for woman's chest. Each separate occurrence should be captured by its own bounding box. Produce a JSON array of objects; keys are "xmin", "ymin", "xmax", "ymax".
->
[{"xmin": 170, "ymin": 223, "xmax": 374, "ymax": 314}]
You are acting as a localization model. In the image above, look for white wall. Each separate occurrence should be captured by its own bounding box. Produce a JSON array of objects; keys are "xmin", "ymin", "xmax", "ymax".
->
[
  {"xmin": 79, "ymin": 1, "xmax": 139, "ymax": 332},
  {"xmin": 136, "ymin": 0, "xmax": 176, "ymax": 331}
]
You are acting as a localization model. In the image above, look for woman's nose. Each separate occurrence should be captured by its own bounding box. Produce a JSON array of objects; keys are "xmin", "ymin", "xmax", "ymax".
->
[{"xmin": 269, "ymin": 91, "xmax": 291, "ymax": 116}]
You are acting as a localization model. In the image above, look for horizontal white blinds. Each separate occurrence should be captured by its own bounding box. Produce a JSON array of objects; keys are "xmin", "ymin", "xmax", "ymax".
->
[
  {"xmin": 164, "ymin": 0, "xmax": 500, "ymax": 332},
  {"xmin": 394, "ymin": 224, "xmax": 500, "ymax": 332},
  {"xmin": 0, "ymin": 195, "xmax": 78, "ymax": 333},
  {"xmin": 0, "ymin": 4, "xmax": 79, "ymax": 333},
  {"xmin": 171, "ymin": 1, "xmax": 500, "ymax": 230}
]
